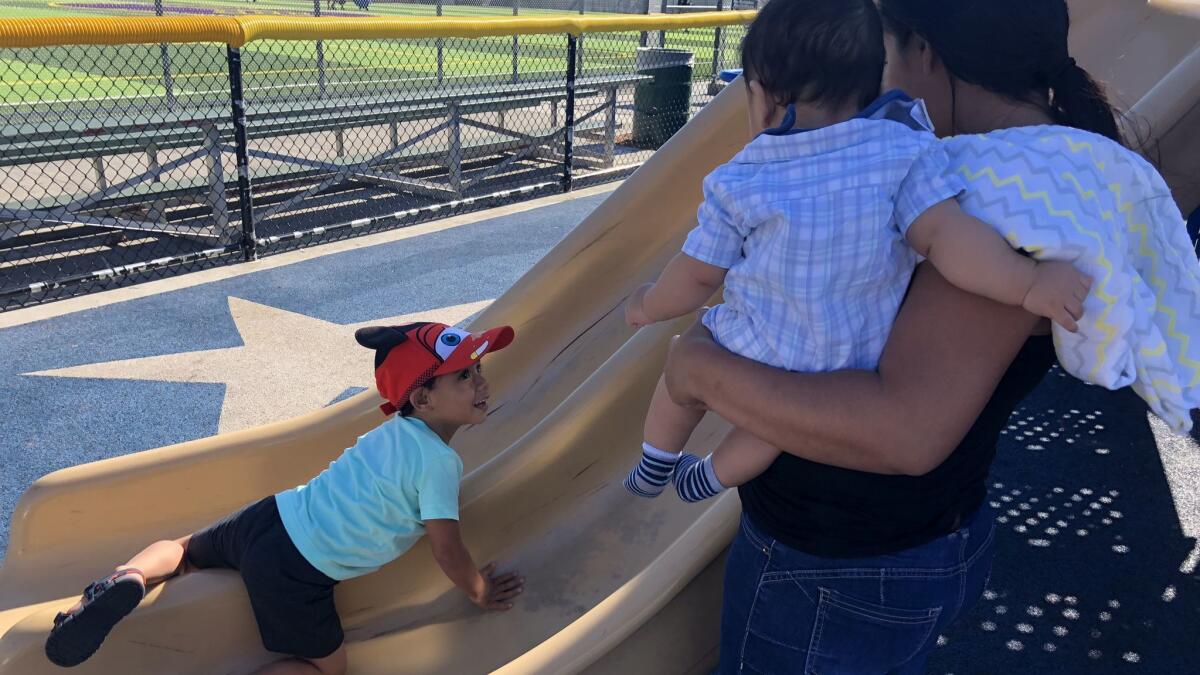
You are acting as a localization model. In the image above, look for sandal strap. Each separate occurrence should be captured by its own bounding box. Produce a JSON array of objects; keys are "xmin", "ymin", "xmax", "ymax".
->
[
  {"xmin": 112, "ymin": 568, "xmax": 144, "ymax": 584},
  {"xmin": 81, "ymin": 568, "xmax": 145, "ymax": 603}
]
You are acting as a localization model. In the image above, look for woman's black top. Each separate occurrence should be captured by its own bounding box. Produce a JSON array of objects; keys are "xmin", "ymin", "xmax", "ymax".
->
[{"xmin": 738, "ymin": 334, "xmax": 1055, "ymax": 558}]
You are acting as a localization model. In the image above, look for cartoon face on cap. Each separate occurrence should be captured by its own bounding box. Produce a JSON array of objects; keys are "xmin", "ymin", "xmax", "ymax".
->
[
  {"xmin": 433, "ymin": 327, "xmax": 470, "ymax": 361},
  {"xmin": 355, "ymin": 322, "xmax": 514, "ymax": 417},
  {"xmin": 404, "ymin": 323, "xmax": 473, "ymax": 365}
]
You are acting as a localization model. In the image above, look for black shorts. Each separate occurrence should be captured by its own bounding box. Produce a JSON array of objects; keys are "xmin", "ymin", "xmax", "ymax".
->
[{"xmin": 185, "ymin": 495, "xmax": 343, "ymax": 659}]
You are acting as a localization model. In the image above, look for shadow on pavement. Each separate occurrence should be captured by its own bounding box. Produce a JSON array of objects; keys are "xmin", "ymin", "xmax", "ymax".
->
[{"xmin": 929, "ymin": 366, "xmax": 1200, "ymax": 673}]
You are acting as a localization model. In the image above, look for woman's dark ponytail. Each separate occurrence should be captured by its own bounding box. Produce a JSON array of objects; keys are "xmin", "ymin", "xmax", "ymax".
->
[
  {"xmin": 880, "ymin": 0, "xmax": 1125, "ymax": 146},
  {"xmin": 1047, "ymin": 59, "xmax": 1124, "ymax": 144}
]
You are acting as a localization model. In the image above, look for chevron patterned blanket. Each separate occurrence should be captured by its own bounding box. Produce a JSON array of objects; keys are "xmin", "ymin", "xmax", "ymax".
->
[{"xmin": 949, "ymin": 126, "xmax": 1200, "ymax": 432}]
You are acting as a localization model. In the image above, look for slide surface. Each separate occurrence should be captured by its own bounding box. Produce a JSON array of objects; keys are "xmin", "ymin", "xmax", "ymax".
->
[{"xmin": 2, "ymin": 2, "xmax": 1199, "ymax": 672}]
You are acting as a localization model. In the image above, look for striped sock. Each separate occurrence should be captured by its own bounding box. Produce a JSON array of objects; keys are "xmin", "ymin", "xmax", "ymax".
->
[
  {"xmin": 624, "ymin": 443, "xmax": 682, "ymax": 498},
  {"xmin": 674, "ymin": 453, "xmax": 726, "ymax": 503}
]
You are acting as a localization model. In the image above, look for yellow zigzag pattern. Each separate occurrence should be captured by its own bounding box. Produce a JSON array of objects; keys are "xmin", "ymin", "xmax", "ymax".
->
[
  {"xmin": 1125, "ymin": 236, "xmax": 1172, "ymax": 359},
  {"xmin": 958, "ymin": 165, "xmax": 1118, "ymax": 380},
  {"xmin": 1135, "ymin": 365, "xmax": 1182, "ymax": 403},
  {"xmin": 1063, "ymin": 174, "xmax": 1168, "ymax": 360},
  {"xmin": 1054, "ymin": 134, "xmax": 1107, "ymax": 171},
  {"xmin": 1111, "ymin": 182, "xmax": 1200, "ymax": 387},
  {"xmin": 1061, "ymin": 172, "xmax": 1114, "ymax": 224},
  {"xmin": 1133, "ymin": 371, "xmax": 1160, "ymax": 407},
  {"xmin": 1141, "ymin": 340, "xmax": 1167, "ymax": 358}
]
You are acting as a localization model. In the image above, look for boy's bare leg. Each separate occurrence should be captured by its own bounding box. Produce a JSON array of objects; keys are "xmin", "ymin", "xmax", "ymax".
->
[
  {"xmin": 626, "ymin": 376, "xmax": 706, "ymax": 498},
  {"xmin": 121, "ymin": 535, "xmax": 192, "ymax": 583},
  {"xmin": 676, "ymin": 428, "xmax": 778, "ymax": 503},
  {"xmin": 46, "ymin": 536, "xmax": 193, "ymax": 667},
  {"xmin": 61, "ymin": 536, "xmax": 191, "ymax": 615},
  {"xmin": 252, "ymin": 646, "xmax": 347, "ymax": 675}
]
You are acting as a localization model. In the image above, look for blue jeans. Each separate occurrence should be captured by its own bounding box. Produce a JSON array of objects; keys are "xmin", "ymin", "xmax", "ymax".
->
[{"xmin": 719, "ymin": 506, "xmax": 995, "ymax": 674}]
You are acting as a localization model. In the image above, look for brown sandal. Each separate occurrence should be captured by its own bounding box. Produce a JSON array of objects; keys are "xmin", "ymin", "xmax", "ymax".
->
[{"xmin": 45, "ymin": 568, "xmax": 145, "ymax": 667}]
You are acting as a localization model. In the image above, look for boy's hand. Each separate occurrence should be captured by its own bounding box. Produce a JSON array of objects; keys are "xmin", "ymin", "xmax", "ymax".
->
[
  {"xmin": 471, "ymin": 562, "xmax": 524, "ymax": 611},
  {"xmin": 625, "ymin": 283, "xmax": 655, "ymax": 329},
  {"xmin": 1021, "ymin": 261, "xmax": 1092, "ymax": 332}
]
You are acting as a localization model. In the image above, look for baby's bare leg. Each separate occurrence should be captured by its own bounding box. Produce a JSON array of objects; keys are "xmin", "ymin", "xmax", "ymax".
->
[
  {"xmin": 676, "ymin": 428, "xmax": 778, "ymax": 503},
  {"xmin": 708, "ymin": 428, "xmax": 780, "ymax": 488},
  {"xmin": 626, "ymin": 376, "xmax": 705, "ymax": 498},
  {"xmin": 644, "ymin": 375, "xmax": 706, "ymax": 452}
]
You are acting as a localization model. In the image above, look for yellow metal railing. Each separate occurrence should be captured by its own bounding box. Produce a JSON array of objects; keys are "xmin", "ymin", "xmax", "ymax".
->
[{"xmin": 0, "ymin": 11, "xmax": 756, "ymax": 48}]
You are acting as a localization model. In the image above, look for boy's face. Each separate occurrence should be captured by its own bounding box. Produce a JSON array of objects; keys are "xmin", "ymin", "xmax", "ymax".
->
[{"xmin": 421, "ymin": 362, "xmax": 491, "ymax": 427}]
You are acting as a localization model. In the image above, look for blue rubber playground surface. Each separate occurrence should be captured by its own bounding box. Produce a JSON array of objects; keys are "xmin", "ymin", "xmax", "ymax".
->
[
  {"xmin": 0, "ymin": 190, "xmax": 607, "ymax": 558},
  {"xmin": 1, "ymin": 190, "xmax": 1198, "ymax": 673}
]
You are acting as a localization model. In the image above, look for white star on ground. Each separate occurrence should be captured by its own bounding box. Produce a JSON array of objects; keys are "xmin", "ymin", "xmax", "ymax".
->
[{"xmin": 25, "ymin": 297, "xmax": 493, "ymax": 433}]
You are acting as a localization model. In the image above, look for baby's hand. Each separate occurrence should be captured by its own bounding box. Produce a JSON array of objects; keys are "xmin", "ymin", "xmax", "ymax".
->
[
  {"xmin": 1022, "ymin": 261, "xmax": 1092, "ymax": 332},
  {"xmin": 471, "ymin": 562, "xmax": 524, "ymax": 612},
  {"xmin": 625, "ymin": 283, "xmax": 655, "ymax": 329}
]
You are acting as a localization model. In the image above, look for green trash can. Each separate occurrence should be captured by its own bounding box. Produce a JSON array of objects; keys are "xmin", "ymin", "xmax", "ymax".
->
[{"xmin": 631, "ymin": 48, "xmax": 695, "ymax": 149}]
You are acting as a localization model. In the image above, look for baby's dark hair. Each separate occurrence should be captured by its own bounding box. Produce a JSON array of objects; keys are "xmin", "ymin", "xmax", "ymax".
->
[{"xmin": 740, "ymin": 0, "xmax": 884, "ymax": 111}]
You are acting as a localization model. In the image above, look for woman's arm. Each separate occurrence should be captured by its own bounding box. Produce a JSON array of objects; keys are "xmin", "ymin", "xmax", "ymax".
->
[{"xmin": 663, "ymin": 263, "xmax": 1042, "ymax": 476}]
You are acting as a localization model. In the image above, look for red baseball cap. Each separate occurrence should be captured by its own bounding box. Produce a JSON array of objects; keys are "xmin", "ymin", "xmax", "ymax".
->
[{"xmin": 355, "ymin": 322, "xmax": 515, "ymax": 416}]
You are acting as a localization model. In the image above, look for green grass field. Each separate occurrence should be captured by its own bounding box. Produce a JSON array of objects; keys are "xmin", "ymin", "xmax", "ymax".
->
[{"xmin": 0, "ymin": 0, "xmax": 741, "ymax": 107}]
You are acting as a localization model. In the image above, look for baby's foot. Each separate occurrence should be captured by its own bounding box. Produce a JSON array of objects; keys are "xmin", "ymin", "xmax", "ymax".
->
[
  {"xmin": 674, "ymin": 453, "xmax": 727, "ymax": 503},
  {"xmin": 624, "ymin": 443, "xmax": 682, "ymax": 498},
  {"xmin": 45, "ymin": 568, "xmax": 146, "ymax": 667}
]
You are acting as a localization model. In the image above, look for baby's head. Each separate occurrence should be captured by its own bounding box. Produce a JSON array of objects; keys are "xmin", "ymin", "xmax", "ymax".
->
[
  {"xmin": 355, "ymin": 322, "xmax": 515, "ymax": 433},
  {"xmin": 740, "ymin": 0, "xmax": 884, "ymax": 133}
]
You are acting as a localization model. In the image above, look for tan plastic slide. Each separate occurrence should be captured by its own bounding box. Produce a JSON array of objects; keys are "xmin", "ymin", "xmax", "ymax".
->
[{"xmin": 2, "ymin": 2, "xmax": 1199, "ymax": 672}]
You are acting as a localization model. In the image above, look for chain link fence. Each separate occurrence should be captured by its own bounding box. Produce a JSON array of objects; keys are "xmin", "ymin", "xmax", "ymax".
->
[{"xmin": 0, "ymin": 8, "xmax": 750, "ymax": 310}]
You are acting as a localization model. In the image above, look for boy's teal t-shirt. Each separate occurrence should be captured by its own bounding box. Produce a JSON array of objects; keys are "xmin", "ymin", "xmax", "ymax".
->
[{"xmin": 275, "ymin": 416, "xmax": 463, "ymax": 581}]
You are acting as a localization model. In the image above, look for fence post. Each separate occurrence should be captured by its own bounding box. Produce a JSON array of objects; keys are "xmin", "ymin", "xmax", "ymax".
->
[
  {"xmin": 511, "ymin": 0, "xmax": 519, "ymax": 84},
  {"xmin": 577, "ymin": 0, "xmax": 585, "ymax": 75},
  {"xmin": 640, "ymin": 0, "xmax": 650, "ymax": 48},
  {"xmin": 436, "ymin": 0, "xmax": 445, "ymax": 85},
  {"xmin": 447, "ymin": 103, "xmax": 463, "ymax": 196},
  {"xmin": 226, "ymin": 46, "xmax": 257, "ymax": 261},
  {"xmin": 154, "ymin": 0, "xmax": 176, "ymax": 109},
  {"xmin": 658, "ymin": 0, "xmax": 667, "ymax": 48},
  {"xmin": 711, "ymin": 0, "xmax": 724, "ymax": 80},
  {"xmin": 201, "ymin": 123, "xmax": 232, "ymax": 244},
  {"xmin": 313, "ymin": 0, "xmax": 327, "ymax": 98},
  {"xmin": 563, "ymin": 33, "xmax": 578, "ymax": 193}
]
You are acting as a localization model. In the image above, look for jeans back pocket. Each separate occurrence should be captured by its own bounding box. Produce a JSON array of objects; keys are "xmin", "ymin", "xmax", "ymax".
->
[{"xmin": 805, "ymin": 586, "xmax": 941, "ymax": 674}]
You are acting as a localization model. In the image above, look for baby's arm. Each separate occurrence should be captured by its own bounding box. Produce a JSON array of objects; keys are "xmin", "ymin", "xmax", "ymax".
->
[
  {"xmin": 906, "ymin": 199, "xmax": 1092, "ymax": 331},
  {"xmin": 626, "ymin": 252, "xmax": 727, "ymax": 328},
  {"xmin": 627, "ymin": 165, "xmax": 746, "ymax": 329},
  {"xmin": 425, "ymin": 519, "xmax": 523, "ymax": 611}
]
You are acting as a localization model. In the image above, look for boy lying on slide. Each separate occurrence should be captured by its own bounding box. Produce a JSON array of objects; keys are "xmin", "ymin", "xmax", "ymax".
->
[{"xmin": 46, "ymin": 322, "xmax": 523, "ymax": 675}]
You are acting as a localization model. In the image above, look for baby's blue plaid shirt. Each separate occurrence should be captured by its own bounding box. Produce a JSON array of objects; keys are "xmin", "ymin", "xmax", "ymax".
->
[{"xmin": 683, "ymin": 91, "xmax": 963, "ymax": 371}]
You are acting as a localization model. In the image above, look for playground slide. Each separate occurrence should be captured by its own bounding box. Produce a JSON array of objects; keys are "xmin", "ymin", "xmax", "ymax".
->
[{"xmin": 2, "ymin": 2, "xmax": 1199, "ymax": 672}]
